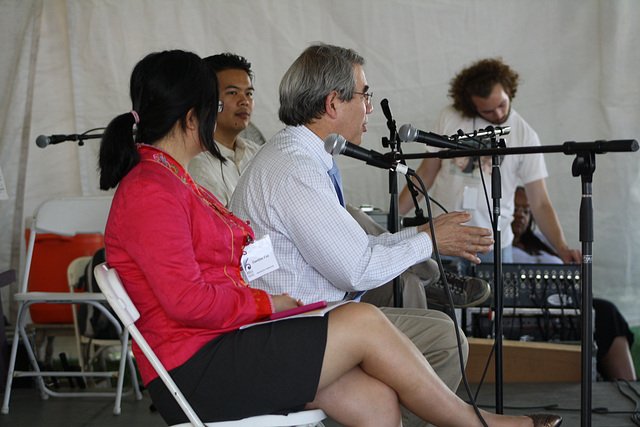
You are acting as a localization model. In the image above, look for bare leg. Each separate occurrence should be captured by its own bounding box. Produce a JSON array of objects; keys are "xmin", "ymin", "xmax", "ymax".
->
[
  {"xmin": 307, "ymin": 366, "xmax": 402, "ymax": 427},
  {"xmin": 601, "ymin": 336, "xmax": 637, "ymax": 380},
  {"xmin": 315, "ymin": 303, "xmax": 535, "ymax": 427}
]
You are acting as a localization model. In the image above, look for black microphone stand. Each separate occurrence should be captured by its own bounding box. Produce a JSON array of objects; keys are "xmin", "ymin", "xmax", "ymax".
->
[
  {"xmin": 572, "ymin": 148, "xmax": 595, "ymax": 427},
  {"xmin": 488, "ymin": 134, "xmax": 505, "ymax": 414},
  {"xmin": 72, "ymin": 133, "xmax": 102, "ymax": 146},
  {"xmin": 380, "ymin": 99, "xmax": 403, "ymax": 307},
  {"xmin": 398, "ymin": 137, "xmax": 638, "ymax": 425}
]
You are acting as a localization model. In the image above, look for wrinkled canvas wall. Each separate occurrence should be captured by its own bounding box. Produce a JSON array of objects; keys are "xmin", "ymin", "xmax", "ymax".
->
[{"xmin": 1, "ymin": 0, "xmax": 639, "ymax": 324}]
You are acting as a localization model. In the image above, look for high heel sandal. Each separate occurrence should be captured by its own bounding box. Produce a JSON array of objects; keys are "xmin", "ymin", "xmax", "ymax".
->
[{"xmin": 526, "ymin": 414, "xmax": 563, "ymax": 427}]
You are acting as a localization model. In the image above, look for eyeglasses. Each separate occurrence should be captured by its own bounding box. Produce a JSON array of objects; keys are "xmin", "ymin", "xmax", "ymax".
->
[
  {"xmin": 514, "ymin": 207, "xmax": 531, "ymax": 215},
  {"xmin": 218, "ymin": 101, "xmax": 224, "ymax": 113},
  {"xmin": 354, "ymin": 91, "xmax": 374, "ymax": 107}
]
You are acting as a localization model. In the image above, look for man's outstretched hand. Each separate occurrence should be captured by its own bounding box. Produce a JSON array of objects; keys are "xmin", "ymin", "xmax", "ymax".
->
[{"xmin": 419, "ymin": 211, "xmax": 494, "ymax": 264}]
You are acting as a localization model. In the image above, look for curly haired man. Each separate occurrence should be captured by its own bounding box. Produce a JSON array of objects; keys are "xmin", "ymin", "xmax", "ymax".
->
[{"xmin": 399, "ymin": 58, "xmax": 580, "ymax": 274}]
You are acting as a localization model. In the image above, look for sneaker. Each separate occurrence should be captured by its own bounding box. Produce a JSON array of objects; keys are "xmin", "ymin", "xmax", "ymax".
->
[{"xmin": 425, "ymin": 271, "xmax": 491, "ymax": 308}]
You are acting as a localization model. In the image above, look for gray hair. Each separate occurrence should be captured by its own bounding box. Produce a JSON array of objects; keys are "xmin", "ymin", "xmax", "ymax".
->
[{"xmin": 278, "ymin": 43, "xmax": 365, "ymax": 126}]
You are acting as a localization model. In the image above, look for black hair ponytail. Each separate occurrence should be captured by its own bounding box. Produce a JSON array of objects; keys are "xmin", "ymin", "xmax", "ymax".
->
[{"xmin": 99, "ymin": 112, "xmax": 139, "ymax": 190}]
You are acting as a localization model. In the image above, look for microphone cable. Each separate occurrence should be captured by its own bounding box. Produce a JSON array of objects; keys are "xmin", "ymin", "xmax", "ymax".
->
[{"xmin": 410, "ymin": 170, "xmax": 489, "ymax": 427}]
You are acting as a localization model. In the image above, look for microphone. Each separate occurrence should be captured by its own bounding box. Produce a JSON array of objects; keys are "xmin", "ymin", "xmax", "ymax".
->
[
  {"xmin": 380, "ymin": 98, "xmax": 394, "ymax": 124},
  {"xmin": 452, "ymin": 125, "xmax": 510, "ymax": 142},
  {"xmin": 398, "ymin": 124, "xmax": 474, "ymax": 150},
  {"xmin": 380, "ymin": 98, "xmax": 399, "ymax": 141},
  {"xmin": 36, "ymin": 134, "xmax": 78, "ymax": 148},
  {"xmin": 35, "ymin": 133, "xmax": 103, "ymax": 148},
  {"xmin": 324, "ymin": 134, "xmax": 410, "ymax": 175}
]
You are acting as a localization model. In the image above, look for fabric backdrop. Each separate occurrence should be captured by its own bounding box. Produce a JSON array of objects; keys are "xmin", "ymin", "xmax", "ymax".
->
[{"xmin": 1, "ymin": 0, "xmax": 639, "ymax": 325}]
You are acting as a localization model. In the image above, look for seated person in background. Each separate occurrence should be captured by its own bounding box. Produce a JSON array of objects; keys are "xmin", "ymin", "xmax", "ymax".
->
[
  {"xmin": 512, "ymin": 186, "xmax": 636, "ymax": 381},
  {"xmin": 189, "ymin": 53, "xmax": 260, "ymax": 207},
  {"xmin": 97, "ymin": 49, "xmax": 559, "ymax": 427}
]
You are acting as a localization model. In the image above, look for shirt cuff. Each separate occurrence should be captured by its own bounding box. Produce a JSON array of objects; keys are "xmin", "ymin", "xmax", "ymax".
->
[
  {"xmin": 411, "ymin": 226, "xmax": 434, "ymax": 261},
  {"xmin": 250, "ymin": 288, "xmax": 274, "ymax": 319}
]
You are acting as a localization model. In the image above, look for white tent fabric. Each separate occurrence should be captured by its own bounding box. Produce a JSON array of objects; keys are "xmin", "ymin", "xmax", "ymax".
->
[{"xmin": 1, "ymin": 0, "xmax": 639, "ymax": 324}]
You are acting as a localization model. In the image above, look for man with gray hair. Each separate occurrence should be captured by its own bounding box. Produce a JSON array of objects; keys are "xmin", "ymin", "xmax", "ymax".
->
[{"xmin": 230, "ymin": 43, "xmax": 494, "ymax": 427}]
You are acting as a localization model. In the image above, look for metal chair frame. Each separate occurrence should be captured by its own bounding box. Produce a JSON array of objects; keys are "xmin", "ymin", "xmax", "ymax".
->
[
  {"xmin": 2, "ymin": 196, "xmax": 142, "ymax": 416},
  {"xmin": 67, "ymin": 256, "xmax": 136, "ymax": 388}
]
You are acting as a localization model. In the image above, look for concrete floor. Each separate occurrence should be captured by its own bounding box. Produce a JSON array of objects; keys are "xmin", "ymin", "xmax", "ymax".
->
[{"xmin": 0, "ymin": 381, "xmax": 638, "ymax": 426}]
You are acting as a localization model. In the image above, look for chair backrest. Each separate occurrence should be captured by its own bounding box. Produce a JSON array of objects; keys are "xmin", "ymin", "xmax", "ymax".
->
[
  {"xmin": 92, "ymin": 263, "xmax": 140, "ymax": 328},
  {"xmin": 67, "ymin": 256, "xmax": 93, "ymax": 293},
  {"xmin": 32, "ymin": 196, "xmax": 113, "ymax": 236},
  {"xmin": 20, "ymin": 196, "xmax": 113, "ymax": 295}
]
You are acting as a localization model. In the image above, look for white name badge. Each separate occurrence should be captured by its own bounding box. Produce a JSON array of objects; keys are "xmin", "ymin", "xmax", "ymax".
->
[{"xmin": 241, "ymin": 235, "xmax": 279, "ymax": 282}]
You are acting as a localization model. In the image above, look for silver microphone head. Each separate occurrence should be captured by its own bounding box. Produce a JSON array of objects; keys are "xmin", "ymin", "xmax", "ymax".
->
[
  {"xmin": 36, "ymin": 135, "xmax": 50, "ymax": 148},
  {"xmin": 398, "ymin": 124, "xmax": 417, "ymax": 142},
  {"xmin": 324, "ymin": 133, "xmax": 347, "ymax": 155},
  {"xmin": 496, "ymin": 126, "xmax": 510, "ymax": 136}
]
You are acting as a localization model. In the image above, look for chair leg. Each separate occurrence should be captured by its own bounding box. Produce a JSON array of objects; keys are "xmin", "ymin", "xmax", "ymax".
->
[
  {"xmin": 16, "ymin": 307, "xmax": 50, "ymax": 399},
  {"xmin": 124, "ymin": 345, "xmax": 142, "ymax": 400},
  {"xmin": 3, "ymin": 304, "xmax": 57, "ymax": 415},
  {"xmin": 2, "ymin": 301, "xmax": 141, "ymax": 416},
  {"xmin": 1, "ymin": 322, "xmax": 21, "ymax": 414},
  {"xmin": 112, "ymin": 337, "xmax": 128, "ymax": 414}
]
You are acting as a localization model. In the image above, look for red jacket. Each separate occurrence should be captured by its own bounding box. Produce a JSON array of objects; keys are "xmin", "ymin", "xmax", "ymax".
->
[{"xmin": 105, "ymin": 144, "xmax": 273, "ymax": 384}]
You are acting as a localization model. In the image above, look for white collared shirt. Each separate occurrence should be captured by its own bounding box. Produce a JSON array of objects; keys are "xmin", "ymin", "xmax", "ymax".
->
[
  {"xmin": 189, "ymin": 136, "xmax": 260, "ymax": 207},
  {"xmin": 230, "ymin": 125, "xmax": 433, "ymax": 303}
]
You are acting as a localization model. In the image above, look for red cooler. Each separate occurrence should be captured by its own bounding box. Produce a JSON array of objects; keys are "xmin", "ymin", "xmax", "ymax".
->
[{"xmin": 25, "ymin": 231, "xmax": 104, "ymax": 323}]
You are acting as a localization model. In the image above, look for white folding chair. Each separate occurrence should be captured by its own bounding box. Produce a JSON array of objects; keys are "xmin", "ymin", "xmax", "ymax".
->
[
  {"xmin": 67, "ymin": 256, "xmax": 97, "ymax": 374},
  {"xmin": 93, "ymin": 262, "xmax": 327, "ymax": 427},
  {"xmin": 1, "ymin": 196, "xmax": 142, "ymax": 416},
  {"xmin": 67, "ymin": 256, "xmax": 138, "ymax": 389}
]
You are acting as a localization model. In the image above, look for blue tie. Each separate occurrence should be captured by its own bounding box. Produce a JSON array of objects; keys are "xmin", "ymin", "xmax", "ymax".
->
[
  {"xmin": 327, "ymin": 159, "xmax": 345, "ymax": 208},
  {"xmin": 328, "ymin": 159, "xmax": 365, "ymax": 301}
]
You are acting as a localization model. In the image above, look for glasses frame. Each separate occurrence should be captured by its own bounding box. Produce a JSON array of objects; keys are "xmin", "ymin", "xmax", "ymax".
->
[{"xmin": 353, "ymin": 91, "xmax": 374, "ymax": 106}]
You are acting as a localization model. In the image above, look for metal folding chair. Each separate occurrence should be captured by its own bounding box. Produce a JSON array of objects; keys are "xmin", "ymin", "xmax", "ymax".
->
[
  {"xmin": 67, "ymin": 256, "xmax": 138, "ymax": 389},
  {"xmin": 1, "ymin": 196, "xmax": 142, "ymax": 415}
]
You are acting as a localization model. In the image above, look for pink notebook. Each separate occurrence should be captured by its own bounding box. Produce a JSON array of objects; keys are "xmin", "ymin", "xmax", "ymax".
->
[
  {"xmin": 269, "ymin": 300, "xmax": 328, "ymax": 320},
  {"xmin": 240, "ymin": 300, "xmax": 353, "ymax": 330}
]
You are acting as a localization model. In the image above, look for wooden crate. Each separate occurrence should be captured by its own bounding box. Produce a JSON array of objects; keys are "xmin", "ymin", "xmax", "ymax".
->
[{"xmin": 465, "ymin": 338, "xmax": 581, "ymax": 383}]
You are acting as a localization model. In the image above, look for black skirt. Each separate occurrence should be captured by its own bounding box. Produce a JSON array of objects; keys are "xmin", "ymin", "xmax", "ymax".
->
[{"xmin": 147, "ymin": 316, "xmax": 329, "ymax": 425}]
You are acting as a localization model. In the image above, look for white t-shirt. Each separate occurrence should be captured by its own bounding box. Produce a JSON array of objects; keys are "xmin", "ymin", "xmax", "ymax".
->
[{"xmin": 428, "ymin": 105, "xmax": 548, "ymax": 247}]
